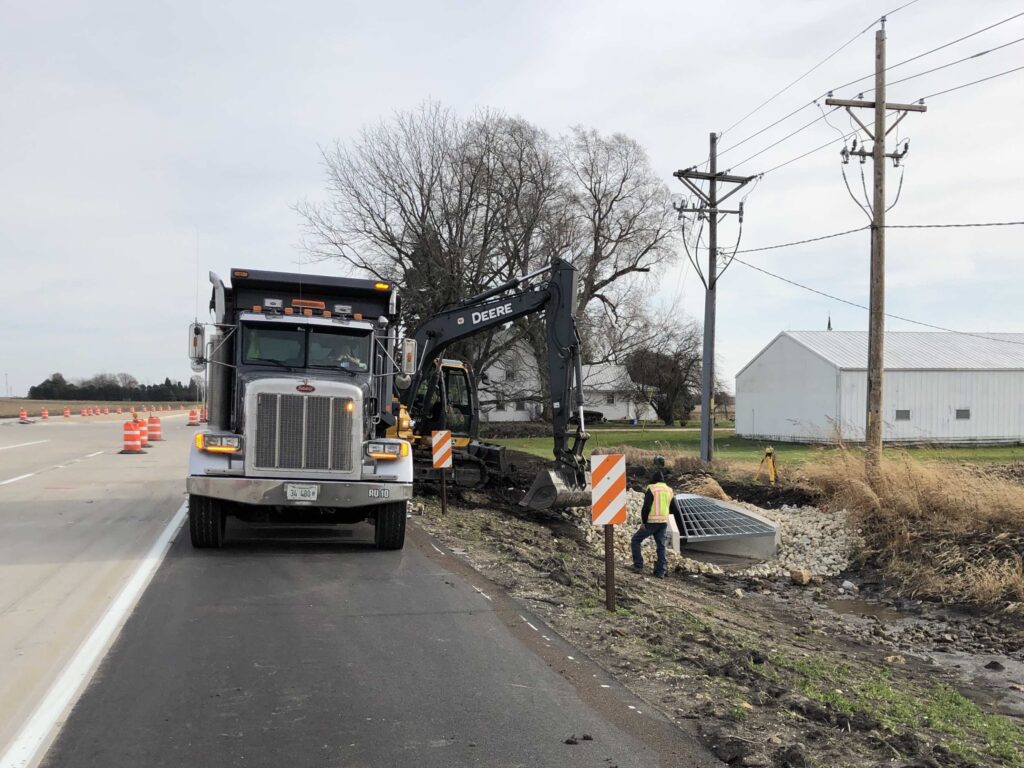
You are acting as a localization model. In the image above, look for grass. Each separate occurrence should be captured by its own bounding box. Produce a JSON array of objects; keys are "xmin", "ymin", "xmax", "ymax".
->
[
  {"xmin": 0, "ymin": 398, "xmax": 192, "ymax": 418},
  {"xmin": 769, "ymin": 651, "xmax": 1024, "ymax": 767},
  {"xmin": 495, "ymin": 428, "xmax": 1024, "ymax": 465},
  {"xmin": 798, "ymin": 449, "xmax": 1024, "ymax": 606}
]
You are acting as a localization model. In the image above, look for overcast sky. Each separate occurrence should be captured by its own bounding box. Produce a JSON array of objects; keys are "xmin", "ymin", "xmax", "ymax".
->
[{"xmin": 2, "ymin": 0, "xmax": 1022, "ymax": 397}]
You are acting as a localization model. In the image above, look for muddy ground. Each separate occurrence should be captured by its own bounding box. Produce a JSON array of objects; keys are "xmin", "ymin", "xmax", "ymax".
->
[{"xmin": 412, "ymin": 452, "xmax": 1024, "ymax": 768}]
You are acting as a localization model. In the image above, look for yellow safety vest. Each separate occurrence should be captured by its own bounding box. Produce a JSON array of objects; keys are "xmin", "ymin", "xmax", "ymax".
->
[{"xmin": 647, "ymin": 482, "xmax": 673, "ymax": 523}]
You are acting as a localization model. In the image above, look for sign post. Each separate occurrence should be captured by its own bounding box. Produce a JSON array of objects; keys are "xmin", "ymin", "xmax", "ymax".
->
[
  {"xmin": 591, "ymin": 453, "xmax": 627, "ymax": 612},
  {"xmin": 432, "ymin": 430, "xmax": 453, "ymax": 515}
]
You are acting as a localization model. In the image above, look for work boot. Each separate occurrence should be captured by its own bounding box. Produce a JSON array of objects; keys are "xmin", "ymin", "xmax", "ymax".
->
[
  {"xmin": 631, "ymin": 565, "xmax": 644, "ymax": 575},
  {"xmin": 653, "ymin": 571, "xmax": 667, "ymax": 579}
]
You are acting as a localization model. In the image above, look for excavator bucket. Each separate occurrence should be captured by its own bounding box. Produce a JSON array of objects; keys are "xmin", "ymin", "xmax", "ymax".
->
[{"xmin": 520, "ymin": 468, "xmax": 591, "ymax": 510}]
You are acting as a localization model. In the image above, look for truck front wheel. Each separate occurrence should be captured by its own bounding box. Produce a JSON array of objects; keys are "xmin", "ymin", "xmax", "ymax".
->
[
  {"xmin": 189, "ymin": 494, "xmax": 225, "ymax": 549},
  {"xmin": 374, "ymin": 501, "xmax": 407, "ymax": 550}
]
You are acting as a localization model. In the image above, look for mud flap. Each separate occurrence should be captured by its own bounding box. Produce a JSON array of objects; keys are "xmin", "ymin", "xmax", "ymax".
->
[{"xmin": 520, "ymin": 468, "xmax": 591, "ymax": 510}]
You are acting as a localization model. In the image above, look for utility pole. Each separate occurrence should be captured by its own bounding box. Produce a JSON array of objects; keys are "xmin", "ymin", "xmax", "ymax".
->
[
  {"xmin": 826, "ymin": 20, "xmax": 925, "ymax": 477},
  {"xmin": 675, "ymin": 134, "xmax": 756, "ymax": 462}
]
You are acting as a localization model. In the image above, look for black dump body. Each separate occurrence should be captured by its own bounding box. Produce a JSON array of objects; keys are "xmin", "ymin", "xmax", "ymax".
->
[{"xmin": 224, "ymin": 268, "xmax": 397, "ymax": 321}]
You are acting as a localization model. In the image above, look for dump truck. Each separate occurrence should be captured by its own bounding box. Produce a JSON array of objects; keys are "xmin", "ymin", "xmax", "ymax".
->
[
  {"xmin": 186, "ymin": 269, "xmax": 414, "ymax": 549},
  {"xmin": 187, "ymin": 260, "xmax": 591, "ymax": 549}
]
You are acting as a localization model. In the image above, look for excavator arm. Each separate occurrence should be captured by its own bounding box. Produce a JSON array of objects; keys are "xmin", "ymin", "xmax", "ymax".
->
[{"xmin": 399, "ymin": 257, "xmax": 590, "ymax": 509}]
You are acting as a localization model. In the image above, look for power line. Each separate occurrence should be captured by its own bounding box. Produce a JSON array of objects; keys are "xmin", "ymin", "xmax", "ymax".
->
[
  {"xmin": 916, "ymin": 63, "xmax": 1024, "ymax": 100},
  {"xmin": 713, "ymin": 9, "xmax": 1024, "ymax": 170},
  {"xmin": 736, "ymin": 221, "xmax": 1024, "ymax": 254},
  {"xmin": 719, "ymin": 0, "xmax": 921, "ymax": 138},
  {"xmin": 732, "ymin": 255, "xmax": 1024, "ymax": 346},
  {"xmin": 887, "ymin": 220, "xmax": 1024, "ymax": 229},
  {"xmin": 830, "ymin": 10, "xmax": 1024, "ymax": 93},
  {"xmin": 886, "ymin": 36, "xmax": 1024, "ymax": 90}
]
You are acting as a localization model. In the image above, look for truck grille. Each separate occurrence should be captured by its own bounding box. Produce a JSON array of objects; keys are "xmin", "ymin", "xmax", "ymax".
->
[{"xmin": 253, "ymin": 393, "xmax": 355, "ymax": 471}]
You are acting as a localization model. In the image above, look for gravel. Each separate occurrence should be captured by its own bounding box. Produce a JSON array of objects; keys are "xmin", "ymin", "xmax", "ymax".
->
[{"xmin": 556, "ymin": 491, "xmax": 863, "ymax": 580}]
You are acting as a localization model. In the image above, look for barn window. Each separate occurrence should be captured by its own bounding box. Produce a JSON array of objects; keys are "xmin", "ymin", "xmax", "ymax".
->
[
  {"xmin": 515, "ymin": 400, "xmax": 527, "ymax": 411},
  {"xmin": 895, "ymin": 409, "xmax": 911, "ymax": 421},
  {"xmin": 495, "ymin": 397, "xmax": 505, "ymax": 411},
  {"xmin": 606, "ymin": 393, "xmax": 615, "ymax": 405},
  {"xmin": 956, "ymin": 408, "xmax": 971, "ymax": 420}
]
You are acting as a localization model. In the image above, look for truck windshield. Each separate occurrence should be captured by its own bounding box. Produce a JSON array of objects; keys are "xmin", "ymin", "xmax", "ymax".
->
[{"xmin": 243, "ymin": 324, "xmax": 371, "ymax": 372}]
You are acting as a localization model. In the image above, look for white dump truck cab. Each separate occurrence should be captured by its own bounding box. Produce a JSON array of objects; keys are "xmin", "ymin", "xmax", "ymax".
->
[{"xmin": 186, "ymin": 268, "xmax": 414, "ymax": 549}]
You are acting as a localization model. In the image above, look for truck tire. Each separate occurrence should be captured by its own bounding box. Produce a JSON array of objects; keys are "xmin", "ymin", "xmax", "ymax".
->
[
  {"xmin": 189, "ymin": 494, "xmax": 225, "ymax": 549},
  {"xmin": 374, "ymin": 501, "xmax": 407, "ymax": 550}
]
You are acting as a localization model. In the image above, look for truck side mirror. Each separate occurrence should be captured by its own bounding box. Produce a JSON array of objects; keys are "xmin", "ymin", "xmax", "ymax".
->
[
  {"xmin": 401, "ymin": 339, "xmax": 417, "ymax": 375},
  {"xmin": 189, "ymin": 323, "xmax": 206, "ymax": 364}
]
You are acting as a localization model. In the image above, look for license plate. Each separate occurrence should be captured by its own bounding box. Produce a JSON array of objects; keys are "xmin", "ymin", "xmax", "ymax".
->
[{"xmin": 286, "ymin": 483, "xmax": 319, "ymax": 502}]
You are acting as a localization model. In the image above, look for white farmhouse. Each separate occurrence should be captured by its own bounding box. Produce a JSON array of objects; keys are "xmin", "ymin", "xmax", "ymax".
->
[
  {"xmin": 735, "ymin": 331, "xmax": 1024, "ymax": 444},
  {"xmin": 481, "ymin": 362, "xmax": 651, "ymax": 423}
]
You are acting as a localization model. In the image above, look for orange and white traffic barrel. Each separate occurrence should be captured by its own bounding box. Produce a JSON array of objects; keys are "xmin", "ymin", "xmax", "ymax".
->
[
  {"xmin": 116, "ymin": 406, "xmax": 123, "ymax": 414},
  {"xmin": 147, "ymin": 415, "xmax": 163, "ymax": 441},
  {"xmin": 200, "ymin": 407, "xmax": 208, "ymax": 424},
  {"xmin": 119, "ymin": 421, "xmax": 146, "ymax": 454},
  {"xmin": 40, "ymin": 408, "xmax": 49, "ymax": 420},
  {"xmin": 63, "ymin": 407, "xmax": 71, "ymax": 418},
  {"xmin": 136, "ymin": 418, "xmax": 151, "ymax": 447},
  {"xmin": 187, "ymin": 409, "xmax": 200, "ymax": 426},
  {"xmin": 103, "ymin": 407, "xmax": 109, "ymax": 415}
]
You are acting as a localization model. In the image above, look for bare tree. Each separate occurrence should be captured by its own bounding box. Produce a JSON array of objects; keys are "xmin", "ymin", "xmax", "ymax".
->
[
  {"xmin": 625, "ymin": 315, "xmax": 703, "ymax": 426},
  {"xmin": 298, "ymin": 104, "xmax": 679, "ymax": 413}
]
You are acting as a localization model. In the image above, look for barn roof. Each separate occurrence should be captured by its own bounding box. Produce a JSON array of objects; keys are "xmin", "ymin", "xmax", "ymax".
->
[{"xmin": 782, "ymin": 331, "xmax": 1024, "ymax": 371}]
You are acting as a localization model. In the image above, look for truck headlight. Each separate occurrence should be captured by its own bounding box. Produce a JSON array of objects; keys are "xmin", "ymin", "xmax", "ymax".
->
[
  {"xmin": 195, "ymin": 433, "xmax": 244, "ymax": 454},
  {"xmin": 366, "ymin": 441, "xmax": 409, "ymax": 460}
]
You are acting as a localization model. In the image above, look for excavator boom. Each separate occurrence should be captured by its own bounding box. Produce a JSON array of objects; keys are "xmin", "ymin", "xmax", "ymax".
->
[{"xmin": 399, "ymin": 257, "xmax": 591, "ymax": 509}]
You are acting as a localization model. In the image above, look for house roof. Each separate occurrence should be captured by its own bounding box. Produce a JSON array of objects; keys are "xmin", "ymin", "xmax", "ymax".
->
[
  {"xmin": 581, "ymin": 363, "xmax": 631, "ymax": 390},
  {"xmin": 766, "ymin": 331, "xmax": 1024, "ymax": 372}
]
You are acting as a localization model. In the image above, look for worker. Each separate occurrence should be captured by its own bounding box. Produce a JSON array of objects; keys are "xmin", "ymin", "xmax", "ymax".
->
[{"xmin": 631, "ymin": 459, "xmax": 678, "ymax": 578}]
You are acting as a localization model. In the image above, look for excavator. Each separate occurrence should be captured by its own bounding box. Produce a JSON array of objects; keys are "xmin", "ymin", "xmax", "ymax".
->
[{"xmin": 387, "ymin": 256, "xmax": 591, "ymax": 509}]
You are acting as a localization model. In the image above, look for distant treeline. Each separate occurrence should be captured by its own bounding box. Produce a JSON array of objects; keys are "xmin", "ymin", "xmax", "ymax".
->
[{"xmin": 28, "ymin": 373, "xmax": 199, "ymax": 402}]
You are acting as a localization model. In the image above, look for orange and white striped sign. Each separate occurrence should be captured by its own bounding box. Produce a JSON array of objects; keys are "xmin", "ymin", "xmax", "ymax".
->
[
  {"xmin": 591, "ymin": 453, "xmax": 627, "ymax": 526},
  {"xmin": 431, "ymin": 430, "xmax": 453, "ymax": 469}
]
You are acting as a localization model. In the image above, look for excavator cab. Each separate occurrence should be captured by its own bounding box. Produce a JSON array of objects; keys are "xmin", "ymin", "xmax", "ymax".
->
[{"xmin": 404, "ymin": 359, "xmax": 508, "ymax": 488}]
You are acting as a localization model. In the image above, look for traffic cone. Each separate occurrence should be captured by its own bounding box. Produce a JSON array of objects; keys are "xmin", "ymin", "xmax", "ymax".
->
[
  {"xmin": 136, "ymin": 418, "xmax": 150, "ymax": 448},
  {"xmin": 119, "ymin": 421, "xmax": 146, "ymax": 454},
  {"xmin": 187, "ymin": 409, "xmax": 200, "ymax": 426},
  {"xmin": 63, "ymin": 407, "xmax": 71, "ymax": 418},
  {"xmin": 40, "ymin": 408, "xmax": 49, "ymax": 420},
  {"xmin": 147, "ymin": 415, "xmax": 163, "ymax": 441}
]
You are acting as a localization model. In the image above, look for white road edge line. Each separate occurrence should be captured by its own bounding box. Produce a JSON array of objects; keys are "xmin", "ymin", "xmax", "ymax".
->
[
  {"xmin": 0, "ymin": 473, "xmax": 35, "ymax": 487},
  {"xmin": 472, "ymin": 586, "xmax": 493, "ymax": 601},
  {"xmin": 0, "ymin": 441, "xmax": 49, "ymax": 452},
  {"xmin": 82, "ymin": 451, "xmax": 103, "ymax": 459},
  {"xmin": 0, "ymin": 501, "xmax": 188, "ymax": 768},
  {"xmin": 430, "ymin": 542, "xmax": 445, "ymax": 555}
]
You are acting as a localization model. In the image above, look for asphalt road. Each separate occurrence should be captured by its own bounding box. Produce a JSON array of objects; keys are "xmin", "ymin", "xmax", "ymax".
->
[
  {"xmin": 0, "ymin": 412, "xmax": 190, "ymax": 760},
  {"xmin": 2, "ymin": 412, "xmax": 719, "ymax": 767}
]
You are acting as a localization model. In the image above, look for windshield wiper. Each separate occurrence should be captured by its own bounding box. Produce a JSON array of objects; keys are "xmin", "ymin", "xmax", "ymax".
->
[{"xmin": 254, "ymin": 358, "xmax": 296, "ymax": 370}]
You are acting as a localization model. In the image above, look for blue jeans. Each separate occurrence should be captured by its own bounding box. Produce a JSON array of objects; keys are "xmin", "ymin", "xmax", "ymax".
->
[{"xmin": 631, "ymin": 523, "xmax": 669, "ymax": 576}]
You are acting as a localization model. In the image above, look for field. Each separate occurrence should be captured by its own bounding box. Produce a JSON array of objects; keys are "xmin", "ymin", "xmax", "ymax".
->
[
  {"xmin": 496, "ymin": 427, "xmax": 1024, "ymax": 465},
  {"xmin": 0, "ymin": 398, "xmax": 196, "ymax": 418}
]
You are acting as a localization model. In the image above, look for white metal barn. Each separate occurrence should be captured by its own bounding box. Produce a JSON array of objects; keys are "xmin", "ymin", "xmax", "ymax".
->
[{"xmin": 735, "ymin": 331, "xmax": 1024, "ymax": 444}]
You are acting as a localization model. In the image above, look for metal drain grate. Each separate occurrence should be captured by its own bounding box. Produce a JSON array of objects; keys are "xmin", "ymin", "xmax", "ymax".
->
[{"xmin": 675, "ymin": 495, "xmax": 777, "ymax": 541}]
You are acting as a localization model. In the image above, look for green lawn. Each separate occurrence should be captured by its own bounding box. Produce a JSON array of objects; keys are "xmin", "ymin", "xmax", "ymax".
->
[{"xmin": 496, "ymin": 428, "xmax": 1024, "ymax": 465}]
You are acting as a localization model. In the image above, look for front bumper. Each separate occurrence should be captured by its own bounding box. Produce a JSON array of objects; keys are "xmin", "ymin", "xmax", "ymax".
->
[{"xmin": 187, "ymin": 476, "xmax": 412, "ymax": 507}]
